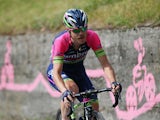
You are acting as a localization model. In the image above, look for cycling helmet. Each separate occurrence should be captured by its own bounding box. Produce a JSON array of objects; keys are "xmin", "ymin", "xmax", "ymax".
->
[{"xmin": 63, "ymin": 9, "xmax": 88, "ymax": 29}]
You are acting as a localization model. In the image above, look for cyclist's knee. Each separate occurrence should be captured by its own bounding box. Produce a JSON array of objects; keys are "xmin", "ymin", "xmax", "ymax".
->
[
  {"xmin": 64, "ymin": 79, "xmax": 79, "ymax": 93},
  {"xmin": 92, "ymin": 99, "xmax": 99, "ymax": 111}
]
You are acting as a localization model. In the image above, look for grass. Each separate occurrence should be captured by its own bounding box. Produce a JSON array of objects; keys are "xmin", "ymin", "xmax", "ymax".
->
[{"xmin": 0, "ymin": 0, "xmax": 160, "ymax": 35}]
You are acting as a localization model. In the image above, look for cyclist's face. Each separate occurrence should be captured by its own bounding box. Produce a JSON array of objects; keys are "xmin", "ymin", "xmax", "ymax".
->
[{"xmin": 70, "ymin": 27, "xmax": 87, "ymax": 45}]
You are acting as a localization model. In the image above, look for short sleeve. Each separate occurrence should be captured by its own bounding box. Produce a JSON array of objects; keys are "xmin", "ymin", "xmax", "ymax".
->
[
  {"xmin": 51, "ymin": 36, "xmax": 69, "ymax": 63},
  {"xmin": 86, "ymin": 30, "xmax": 106, "ymax": 57}
]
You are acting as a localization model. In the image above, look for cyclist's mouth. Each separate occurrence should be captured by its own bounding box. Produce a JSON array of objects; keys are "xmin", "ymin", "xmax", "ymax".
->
[{"xmin": 77, "ymin": 37, "xmax": 85, "ymax": 44}]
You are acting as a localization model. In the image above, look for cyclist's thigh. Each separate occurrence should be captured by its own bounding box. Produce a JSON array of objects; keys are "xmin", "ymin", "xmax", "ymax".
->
[
  {"xmin": 46, "ymin": 63, "xmax": 79, "ymax": 93},
  {"xmin": 75, "ymin": 73, "xmax": 98, "ymax": 101},
  {"xmin": 46, "ymin": 63, "xmax": 60, "ymax": 91},
  {"xmin": 64, "ymin": 78, "xmax": 79, "ymax": 93}
]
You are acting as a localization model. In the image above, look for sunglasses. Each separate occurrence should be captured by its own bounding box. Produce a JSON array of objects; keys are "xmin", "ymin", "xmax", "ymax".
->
[{"xmin": 71, "ymin": 27, "xmax": 87, "ymax": 33}]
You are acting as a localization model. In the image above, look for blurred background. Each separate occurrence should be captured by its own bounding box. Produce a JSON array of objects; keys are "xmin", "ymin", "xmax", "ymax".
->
[
  {"xmin": 0, "ymin": 0, "xmax": 160, "ymax": 34},
  {"xmin": 0, "ymin": 0, "xmax": 160, "ymax": 120}
]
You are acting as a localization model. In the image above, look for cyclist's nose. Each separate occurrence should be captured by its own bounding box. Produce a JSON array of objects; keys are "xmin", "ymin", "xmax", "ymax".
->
[{"xmin": 78, "ymin": 30, "xmax": 86, "ymax": 35}]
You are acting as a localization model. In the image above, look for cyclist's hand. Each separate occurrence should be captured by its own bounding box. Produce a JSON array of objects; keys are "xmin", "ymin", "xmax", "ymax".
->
[
  {"xmin": 111, "ymin": 81, "xmax": 121, "ymax": 95},
  {"xmin": 61, "ymin": 90, "xmax": 74, "ymax": 103}
]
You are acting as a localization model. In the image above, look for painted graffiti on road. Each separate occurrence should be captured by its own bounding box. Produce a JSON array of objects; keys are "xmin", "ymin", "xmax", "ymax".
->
[
  {"xmin": 0, "ymin": 37, "xmax": 160, "ymax": 120},
  {"xmin": 0, "ymin": 39, "xmax": 61, "ymax": 97},
  {"xmin": 115, "ymin": 38, "xmax": 160, "ymax": 120}
]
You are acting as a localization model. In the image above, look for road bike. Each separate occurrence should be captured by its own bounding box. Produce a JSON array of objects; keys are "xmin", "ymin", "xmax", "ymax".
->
[{"xmin": 56, "ymin": 85, "xmax": 122, "ymax": 120}]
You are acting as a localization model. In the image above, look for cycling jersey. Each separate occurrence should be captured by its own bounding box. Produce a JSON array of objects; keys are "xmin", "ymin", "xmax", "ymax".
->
[
  {"xmin": 47, "ymin": 29, "xmax": 105, "ymax": 101},
  {"xmin": 51, "ymin": 29, "xmax": 105, "ymax": 64}
]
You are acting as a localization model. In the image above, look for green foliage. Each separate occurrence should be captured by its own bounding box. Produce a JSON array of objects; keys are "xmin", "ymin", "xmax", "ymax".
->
[{"xmin": 0, "ymin": 0, "xmax": 159, "ymax": 34}]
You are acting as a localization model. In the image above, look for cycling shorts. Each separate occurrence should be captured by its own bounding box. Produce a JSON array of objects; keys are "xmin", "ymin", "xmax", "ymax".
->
[{"xmin": 46, "ymin": 63, "xmax": 98, "ymax": 102}]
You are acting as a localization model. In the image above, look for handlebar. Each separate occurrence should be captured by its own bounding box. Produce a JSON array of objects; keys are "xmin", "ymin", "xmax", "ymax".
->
[
  {"xmin": 74, "ymin": 88, "xmax": 112, "ymax": 97},
  {"xmin": 74, "ymin": 85, "xmax": 122, "ymax": 107},
  {"xmin": 67, "ymin": 85, "xmax": 122, "ymax": 117}
]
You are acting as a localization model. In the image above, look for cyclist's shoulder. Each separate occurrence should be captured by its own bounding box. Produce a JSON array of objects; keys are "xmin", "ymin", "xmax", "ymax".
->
[
  {"xmin": 87, "ymin": 29, "xmax": 100, "ymax": 39},
  {"xmin": 87, "ymin": 29, "xmax": 98, "ymax": 34},
  {"xmin": 52, "ymin": 30, "xmax": 69, "ymax": 44},
  {"xmin": 86, "ymin": 29, "xmax": 100, "ymax": 44}
]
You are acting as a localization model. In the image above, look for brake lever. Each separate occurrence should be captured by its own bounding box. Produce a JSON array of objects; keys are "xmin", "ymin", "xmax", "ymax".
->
[
  {"xmin": 112, "ymin": 84, "xmax": 122, "ymax": 108},
  {"xmin": 112, "ymin": 92, "xmax": 120, "ymax": 107}
]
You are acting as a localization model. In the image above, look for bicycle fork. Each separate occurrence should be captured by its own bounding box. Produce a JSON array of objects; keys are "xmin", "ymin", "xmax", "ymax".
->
[{"xmin": 84, "ymin": 105, "xmax": 93, "ymax": 120}]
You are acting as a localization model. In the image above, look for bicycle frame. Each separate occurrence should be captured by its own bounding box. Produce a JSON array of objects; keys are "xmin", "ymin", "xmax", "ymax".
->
[{"xmin": 69, "ymin": 98, "xmax": 97, "ymax": 120}]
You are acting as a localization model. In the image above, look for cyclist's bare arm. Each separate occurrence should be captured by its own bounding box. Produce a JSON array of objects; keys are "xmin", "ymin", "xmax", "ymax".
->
[
  {"xmin": 98, "ymin": 55, "xmax": 116, "ymax": 83},
  {"xmin": 53, "ymin": 63, "xmax": 67, "ymax": 93},
  {"xmin": 53, "ymin": 63, "xmax": 74, "ymax": 102},
  {"xmin": 98, "ymin": 55, "xmax": 120, "ymax": 93}
]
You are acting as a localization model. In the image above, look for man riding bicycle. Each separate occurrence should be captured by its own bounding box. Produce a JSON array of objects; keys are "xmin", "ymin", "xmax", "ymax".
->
[{"xmin": 47, "ymin": 8, "xmax": 121, "ymax": 120}]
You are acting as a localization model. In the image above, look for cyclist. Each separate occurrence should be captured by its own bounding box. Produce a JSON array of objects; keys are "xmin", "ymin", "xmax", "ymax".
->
[{"xmin": 47, "ymin": 8, "xmax": 121, "ymax": 120}]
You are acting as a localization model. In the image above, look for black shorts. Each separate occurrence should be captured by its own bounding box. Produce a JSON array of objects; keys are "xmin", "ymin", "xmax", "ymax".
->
[{"xmin": 46, "ymin": 63, "xmax": 98, "ymax": 102}]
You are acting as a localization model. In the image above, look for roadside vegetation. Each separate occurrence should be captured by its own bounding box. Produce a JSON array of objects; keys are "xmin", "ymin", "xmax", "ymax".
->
[{"xmin": 0, "ymin": 0, "xmax": 160, "ymax": 35}]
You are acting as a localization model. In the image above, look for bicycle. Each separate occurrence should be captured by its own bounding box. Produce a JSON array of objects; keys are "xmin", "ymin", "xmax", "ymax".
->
[{"xmin": 56, "ymin": 85, "xmax": 122, "ymax": 120}]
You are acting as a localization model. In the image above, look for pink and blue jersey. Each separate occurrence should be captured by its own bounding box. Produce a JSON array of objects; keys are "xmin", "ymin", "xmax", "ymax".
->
[
  {"xmin": 51, "ymin": 29, "xmax": 105, "ymax": 64},
  {"xmin": 47, "ymin": 29, "xmax": 105, "ymax": 101}
]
